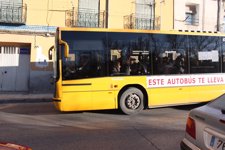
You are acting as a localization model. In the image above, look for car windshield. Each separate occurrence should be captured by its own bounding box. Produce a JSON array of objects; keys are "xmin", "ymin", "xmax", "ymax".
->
[{"xmin": 208, "ymin": 94, "xmax": 225, "ymax": 110}]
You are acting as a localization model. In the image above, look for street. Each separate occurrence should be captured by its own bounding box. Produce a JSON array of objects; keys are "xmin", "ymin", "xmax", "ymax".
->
[{"xmin": 0, "ymin": 101, "xmax": 202, "ymax": 150}]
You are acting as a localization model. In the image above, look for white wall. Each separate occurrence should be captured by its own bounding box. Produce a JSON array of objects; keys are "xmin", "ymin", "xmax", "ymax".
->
[
  {"xmin": 174, "ymin": 0, "xmax": 218, "ymax": 32},
  {"xmin": 203, "ymin": 0, "xmax": 217, "ymax": 31}
]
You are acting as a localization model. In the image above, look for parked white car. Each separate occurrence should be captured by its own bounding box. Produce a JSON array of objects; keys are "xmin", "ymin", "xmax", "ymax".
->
[{"xmin": 181, "ymin": 94, "xmax": 225, "ymax": 150}]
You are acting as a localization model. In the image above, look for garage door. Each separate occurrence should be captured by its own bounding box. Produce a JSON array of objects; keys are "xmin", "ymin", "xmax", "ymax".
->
[{"xmin": 0, "ymin": 46, "xmax": 30, "ymax": 92}]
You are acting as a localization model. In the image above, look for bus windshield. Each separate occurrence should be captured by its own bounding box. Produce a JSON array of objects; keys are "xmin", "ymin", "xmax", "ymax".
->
[{"xmin": 61, "ymin": 31, "xmax": 107, "ymax": 80}]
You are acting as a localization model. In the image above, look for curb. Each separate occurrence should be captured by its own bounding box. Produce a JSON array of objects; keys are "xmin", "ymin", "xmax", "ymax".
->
[
  {"xmin": 0, "ymin": 98, "xmax": 52, "ymax": 104},
  {"xmin": 0, "ymin": 94, "xmax": 52, "ymax": 104}
]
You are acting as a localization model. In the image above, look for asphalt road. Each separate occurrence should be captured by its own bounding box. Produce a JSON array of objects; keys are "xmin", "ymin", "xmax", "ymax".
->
[{"xmin": 0, "ymin": 102, "xmax": 203, "ymax": 150}]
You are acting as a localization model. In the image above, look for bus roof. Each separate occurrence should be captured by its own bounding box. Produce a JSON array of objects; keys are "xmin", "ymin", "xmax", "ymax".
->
[{"xmin": 58, "ymin": 27, "xmax": 225, "ymax": 37}]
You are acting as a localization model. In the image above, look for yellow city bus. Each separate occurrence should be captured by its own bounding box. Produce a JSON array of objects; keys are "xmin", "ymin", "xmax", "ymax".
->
[{"xmin": 50, "ymin": 27, "xmax": 225, "ymax": 114}]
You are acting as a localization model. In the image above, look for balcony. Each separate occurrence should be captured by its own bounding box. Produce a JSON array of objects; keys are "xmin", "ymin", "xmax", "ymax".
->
[
  {"xmin": 65, "ymin": 8, "xmax": 106, "ymax": 28},
  {"xmin": 0, "ymin": 1, "xmax": 27, "ymax": 24},
  {"xmin": 124, "ymin": 13, "xmax": 158, "ymax": 30}
]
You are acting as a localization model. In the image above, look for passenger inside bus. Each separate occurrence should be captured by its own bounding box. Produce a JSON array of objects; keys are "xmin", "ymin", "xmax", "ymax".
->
[
  {"xmin": 120, "ymin": 57, "xmax": 132, "ymax": 75},
  {"xmin": 77, "ymin": 55, "xmax": 91, "ymax": 78},
  {"xmin": 63, "ymin": 61, "xmax": 76, "ymax": 79},
  {"xmin": 111, "ymin": 56, "xmax": 148, "ymax": 76},
  {"xmin": 112, "ymin": 59, "xmax": 121, "ymax": 74},
  {"xmin": 172, "ymin": 55, "xmax": 185, "ymax": 74}
]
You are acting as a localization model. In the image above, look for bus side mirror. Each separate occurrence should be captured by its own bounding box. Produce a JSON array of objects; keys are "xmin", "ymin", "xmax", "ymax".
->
[
  {"xmin": 48, "ymin": 45, "xmax": 54, "ymax": 60},
  {"xmin": 59, "ymin": 40, "xmax": 69, "ymax": 58}
]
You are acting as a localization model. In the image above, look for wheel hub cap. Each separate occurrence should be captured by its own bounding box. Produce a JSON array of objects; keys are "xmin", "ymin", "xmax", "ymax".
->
[{"xmin": 126, "ymin": 93, "xmax": 140, "ymax": 110}]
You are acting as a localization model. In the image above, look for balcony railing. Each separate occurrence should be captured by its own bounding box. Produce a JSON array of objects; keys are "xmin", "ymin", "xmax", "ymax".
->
[
  {"xmin": 0, "ymin": 1, "xmax": 27, "ymax": 24},
  {"xmin": 124, "ymin": 13, "xmax": 158, "ymax": 30},
  {"xmin": 66, "ymin": 8, "xmax": 106, "ymax": 28}
]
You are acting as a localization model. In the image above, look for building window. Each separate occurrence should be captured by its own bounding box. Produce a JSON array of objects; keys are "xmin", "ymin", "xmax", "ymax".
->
[
  {"xmin": 185, "ymin": 4, "xmax": 199, "ymax": 26},
  {"xmin": 77, "ymin": 8, "xmax": 99, "ymax": 28},
  {"xmin": 135, "ymin": 0, "xmax": 154, "ymax": 30},
  {"xmin": 0, "ymin": 1, "xmax": 27, "ymax": 24},
  {"xmin": 66, "ymin": 0, "xmax": 106, "ymax": 28},
  {"xmin": 185, "ymin": 12, "xmax": 195, "ymax": 25},
  {"xmin": 77, "ymin": 0, "xmax": 100, "ymax": 28}
]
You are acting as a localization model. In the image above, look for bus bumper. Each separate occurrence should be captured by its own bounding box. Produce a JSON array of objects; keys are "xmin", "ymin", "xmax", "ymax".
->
[{"xmin": 52, "ymin": 97, "xmax": 62, "ymax": 111}]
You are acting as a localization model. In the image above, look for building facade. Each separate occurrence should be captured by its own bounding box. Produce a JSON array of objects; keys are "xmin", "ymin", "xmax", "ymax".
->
[
  {"xmin": 155, "ymin": 0, "xmax": 225, "ymax": 32},
  {"xmin": 0, "ymin": 0, "xmax": 224, "ymax": 92},
  {"xmin": 174, "ymin": 0, "xmax": 222, "ymax": 32}
]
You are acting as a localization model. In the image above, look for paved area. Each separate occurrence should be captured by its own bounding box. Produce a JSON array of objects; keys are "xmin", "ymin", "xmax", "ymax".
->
[
  {"xmin": 0, "ymin": 102, "xmax": 190, "ymax": 150},
  {"xmin": 0, "ymin": 93, "xmax": 52, "ymax": 103}
]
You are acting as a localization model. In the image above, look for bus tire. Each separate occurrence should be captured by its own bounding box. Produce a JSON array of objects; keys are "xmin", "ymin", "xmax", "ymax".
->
[{"xmin": 119, "ymin": 87, "xmax": 144, "ymax": 115}]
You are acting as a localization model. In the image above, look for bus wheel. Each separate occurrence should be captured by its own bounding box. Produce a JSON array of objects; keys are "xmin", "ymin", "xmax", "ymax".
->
[{"xmin": 119, "ymin": 87, "xmax": 144, "ymax": 115}]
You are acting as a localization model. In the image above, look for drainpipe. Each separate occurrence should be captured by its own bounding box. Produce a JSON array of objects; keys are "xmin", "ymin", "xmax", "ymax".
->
[
  {"xmin": 202, "ymin": 0, "xmax": 205, "ymax": 31},
  {"xmin": 160, "ymin": 0, "xmax": 165, "ymax": 30},
  {"xmin": 153, "ymin": 1, "xmax": 155, "ymax": 29},
  {"xmin": 173, "ymin": 0, "xmax": 174, "ymax": 30},
  {"xmin": 217, "ymin": 0, "xmax": 221, "ymax": 32},
  {"xmin": 105, "ymin": 0, "xmax": 109, "ymax": 28}
]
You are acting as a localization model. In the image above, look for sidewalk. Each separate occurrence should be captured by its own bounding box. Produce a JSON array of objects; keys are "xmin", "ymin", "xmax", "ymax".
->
[{"xmin": 0, "ymin": 93, "xmax": 52, "ymax": 103}]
